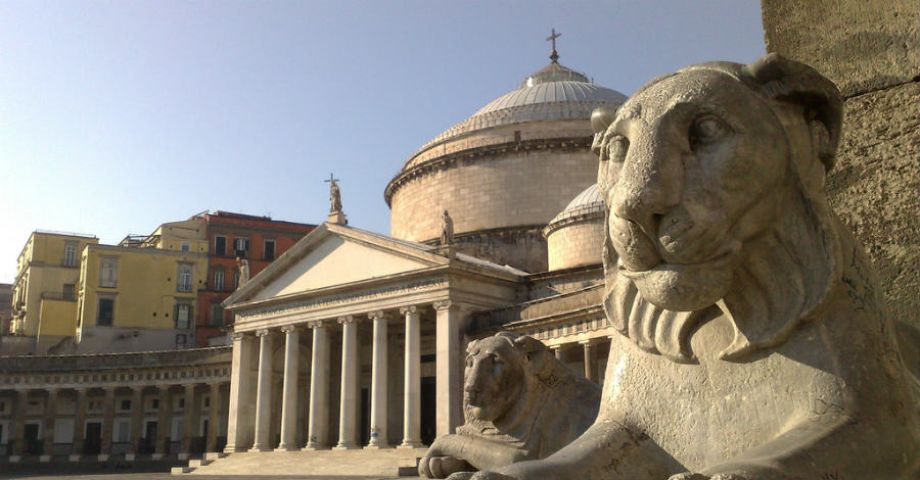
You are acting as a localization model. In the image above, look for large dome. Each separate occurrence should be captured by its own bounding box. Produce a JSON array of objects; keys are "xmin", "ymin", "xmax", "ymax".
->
[
  {"xmin": 386, "ymin": 54, "xmax": 626, "ymax": 273},
  {"xmin": 401, "ymin": 61, "xmax": 627, "ymax": 171}
]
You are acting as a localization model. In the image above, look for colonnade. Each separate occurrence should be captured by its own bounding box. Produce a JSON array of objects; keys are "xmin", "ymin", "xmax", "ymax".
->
[
  {"xmin": 226, "ymin": 304, "xmax": 434, "ymax": 453},
  {"xmin": 0, "ymin": 382, "xmax": 228, "ymax": 462}
]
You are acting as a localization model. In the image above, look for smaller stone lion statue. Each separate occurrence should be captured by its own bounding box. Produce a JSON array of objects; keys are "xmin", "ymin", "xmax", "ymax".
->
[{"xmin": 419, "ymin": 332, "xmax": 601, "ymax": 478}]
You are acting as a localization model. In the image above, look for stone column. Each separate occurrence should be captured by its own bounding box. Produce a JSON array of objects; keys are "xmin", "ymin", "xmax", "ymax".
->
[
  {"xmin": 304, "ymin": 320, "xmax": 330, "ymax": 450},
  {"xmin": 580, "ymin": 340, "xmax": 596, "ymax": 383},
  {"xmin": 40, "ymin": 388, "xmax": 58, "ymax": 462},
  {"xmin": 276, "ymin": 325, "xmax": 300, "ymax": 451},
  {"xmin": 154, "ymin": 385, "xmax": 173, "ymax": 459},
  {"xmin": 366, "ymin": 311, "xmax": 388, "ymax": 448},
  {"xmin": 434, "ymin": 301, "xmax": 467, "ymax": 437},
  {"xmin": 552, "ymin": 345, "xmax": 563, "ymax": 360},
  {"xmin": 224, "ymin": 331, "xmax": 256, "ymax": 453},
  {"xmin": 9, "ymin": 389, "xmax": 26, "ymax": 461},
  {"xmin": 398, "ymin": 306, "xmax": 423, "ymax": 448},
  {"xmin": 99, "ymin": 387, "xmax": 116, "ymax": 461},
  {"xmin": 250, "ymin": 329, "xmax": 274, "ymax": 452},
  {"xmin": 69, "ymin": 388, "xmax": 88, "ymax": 461},
  {"xmin": 206, "ymin": 383, "xmax": 221, "ymax": 452},
  {"xmin": 180, "ymin": 384, "xmax": 198, "ymax": 460},
  {"xmin": 334, "ymin": 315, "xmax": 359, "ymax": 450},
  {"xmin": 126, "ymin": 386, "xmax": 144, "ymax": 460}
]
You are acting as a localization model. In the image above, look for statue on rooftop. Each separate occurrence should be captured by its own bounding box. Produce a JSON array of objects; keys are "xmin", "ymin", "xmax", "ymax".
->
[
  {"xmin": 446, "ymin": 54, "xmax": 920, "ymax": 480},
  {"xmin": 419, "ymin": 332, "xmax": 600, "ymax": 478},
  {"xmin": 236, "ymin": 257, "xmax": 249, "ymax": 286},
  {"xmin": 441, "ymin": 210, "xmax": 455, "ymax": 246}
]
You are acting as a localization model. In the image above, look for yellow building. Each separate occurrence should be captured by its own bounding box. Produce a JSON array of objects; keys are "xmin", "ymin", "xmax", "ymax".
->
[
  {"xmin": 75, "ymin": 242, "xmax": 209, "ymax": 351},
  {"xmin": 9, "ymin": 231, "xmax": 99, "ymax": 350},
  {"xmin": 6, "ymin": 220, "xmax": 211, "ymax": 354}
]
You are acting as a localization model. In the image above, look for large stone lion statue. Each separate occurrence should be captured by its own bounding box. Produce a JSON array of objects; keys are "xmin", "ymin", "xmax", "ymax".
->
[
  {"xmin": 419, "ymin": 332, "xmax": 601, "ymax": 478},
  {"xmin": 447, "ymin": 54, "xmax": 920, "ymax": 480}
]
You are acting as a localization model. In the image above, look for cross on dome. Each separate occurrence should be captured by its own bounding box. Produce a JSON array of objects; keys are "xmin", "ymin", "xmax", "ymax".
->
[{"xmin": 546, "ymin": 28, "xmax": 561, "ymax": 63}]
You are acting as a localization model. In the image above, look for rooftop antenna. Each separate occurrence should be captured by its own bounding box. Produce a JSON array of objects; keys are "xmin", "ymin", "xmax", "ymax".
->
[{"xmin": 546, "ymin": 28, "xmax": 561, "ymax": 63}]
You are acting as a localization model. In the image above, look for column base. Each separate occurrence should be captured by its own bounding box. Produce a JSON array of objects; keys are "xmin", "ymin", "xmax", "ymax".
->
[
  {"xmin": 68, "ymin": 454, "xmax": 81, "ymax": 462},
  {"xmin": 363, "ymin": 443, "xmax": 390, "ymax": 450},
  {"xmin": 97, "ymin": 454, "xmax": 110, "ymax": 462},
  {"xmin": 9, "ymin": 455, "xmax": 22, "ymax": 463},
  {"xmin": 223, "ymin": 444, "xmax": 248, "ymax": 454},
  {"xmin": 301, "ymin": 443, "xmax": 326, "ymax": 451},
  {"xmin": 248, "ymin": 444, "xmax": 271, "ymax": 453},
  {"xmin": 332, "ymin": 442, "xmax": 359, "ymax": 450},
  {"xmin": 178, "ymin": 452, "xmax": 190, "ymax": 460},
  {"xmin": 152, "ymin": 453, "xmax": 165, "ymax": 460},
  {"xmin": 125, "ymin": 453, "xmax": 136, "ymax": 461},
  {"xmin": 397, "ymin": 441, "xmax": 425, "ymax": 449},
  {"xmin": 40, "ymin": 454, "xmax": 53, "ymax": 462}
]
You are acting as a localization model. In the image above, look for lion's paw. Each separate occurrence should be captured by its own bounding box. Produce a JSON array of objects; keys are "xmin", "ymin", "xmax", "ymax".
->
[
  {"xmin": 668, "ymin": 474, "xmax": 710, "ymax": 480},
  {"xmin": 447, "ymin": 472, "xmax": 517, "ymax": 480},
  {"xmin": 419, "ymin": 455, "xmax": 472, "ymax": 479}
]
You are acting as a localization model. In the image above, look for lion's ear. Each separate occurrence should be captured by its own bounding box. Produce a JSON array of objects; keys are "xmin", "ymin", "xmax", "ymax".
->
[
  {"xmin": 512, "ymin": 335, "xmax": 553, "ymax": 376},
  {"xmin": 745, "ymin": 53, "xmax": 843, "ymax": 171},
  {"xmin": 466, "ymin": 338, "xmax": 480, "ymax": 354}
]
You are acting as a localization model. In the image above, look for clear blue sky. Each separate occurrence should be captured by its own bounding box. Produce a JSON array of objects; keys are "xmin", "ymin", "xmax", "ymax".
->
[{"xmin": 0, "ymin": 0, "xmax": 765, "ymax": 283}]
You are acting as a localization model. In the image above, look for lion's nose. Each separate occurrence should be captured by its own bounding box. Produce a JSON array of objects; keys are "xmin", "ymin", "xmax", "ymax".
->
[{"xmin": 610, "ymin": 147, "xmax": 683, "ymax": 236}]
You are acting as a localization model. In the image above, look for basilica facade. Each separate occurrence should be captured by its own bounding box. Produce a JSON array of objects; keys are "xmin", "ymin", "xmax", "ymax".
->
[{"xmin": 220, "ymin": 53, "xmax": 627, "ymax": 462}]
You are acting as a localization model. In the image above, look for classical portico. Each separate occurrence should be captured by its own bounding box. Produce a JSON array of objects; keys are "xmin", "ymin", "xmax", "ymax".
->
[{"xmin": 222, "ymin": 223, "xmax": 522, "ymax": 453}]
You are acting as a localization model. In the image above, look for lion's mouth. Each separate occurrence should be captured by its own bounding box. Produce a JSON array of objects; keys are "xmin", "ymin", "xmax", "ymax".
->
[{"xmin": 611, "ymin": 214, "xmax": 738, "ymax": 273}]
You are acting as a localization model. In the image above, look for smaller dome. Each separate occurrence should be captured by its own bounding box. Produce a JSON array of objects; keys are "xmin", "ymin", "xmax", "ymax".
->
[
  {"xmin": 544, "ymin": 184, "xmax": 607, "ymax": 271},
  {"xmin": 546, "ymin": 184, "xmax": 605, "ymax": 229}
]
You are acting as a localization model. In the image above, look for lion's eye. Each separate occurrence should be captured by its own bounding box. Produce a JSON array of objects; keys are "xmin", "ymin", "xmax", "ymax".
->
[
  {"xmin": 689, "ymin": 115, "xmax": 730, "ymax": 148},
  {"xmin": 605, "ymin": 135, "xmax": 629, "ymax": 163}
]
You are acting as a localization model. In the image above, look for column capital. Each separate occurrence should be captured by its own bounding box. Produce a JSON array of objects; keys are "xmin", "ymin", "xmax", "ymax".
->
[
  {"xmin": 46, "ymin": 387, "xmax": 60, "ymax": 395},
  {"xmin": 231, "ymin": 330, "xmax": 250, "ymax": 341},
  {"xmin": 399, "ymin": 305, "xmax": 418, "ymax": 315},
  {"xmin": 367, "ymin": 310, "xmax": 389, "ymax": 321},
  {"xmin": 255, "ymin": 328, "xmax": 272, "ymax": 337},
  {"xmin": 183, "ymin": 383, "xmax": 198, "ymax": 390},
  {"xmin": 280, "ymin": 325, "xmax": 299, "ymax": 333},
  {"xmin": 73, "ymin": 386, "xmax": 89, "ymax": 394},
  {"xmin": 307, "ymin": 319, "xmax": 326, "ymax": 329},
  {"xmin": 130, "ymin": 385, "xmax": 145, "ymax": 393},
  {"xmin": 578, "ymin": 339, "xmax": 598, "ymax": 346},
  {"xmin": 156, "ymin": 384, "xmax": 172, "ymax": 392},
  {"xmin": 337, "ymin": 315, "xmax": 356, "ymax": 325},
  {"xmin": 433, "ymin": 300, "xmax": 453, "ymax": 311}
]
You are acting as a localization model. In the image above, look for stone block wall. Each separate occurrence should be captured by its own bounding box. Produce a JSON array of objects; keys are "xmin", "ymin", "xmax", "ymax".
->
[
  {"xmin": 762, "ymin": 0, "xmax": 920, "ymax": 328},
  {"xmin": 546, "ymin": 220, "xmax": 605, "ymax": 271},
  {"xmin": 390, "ymin": 149, "xmax": 598, "ymax": 243}
]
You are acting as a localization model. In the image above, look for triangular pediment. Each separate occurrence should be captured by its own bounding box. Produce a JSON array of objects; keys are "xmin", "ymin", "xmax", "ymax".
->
[{"xmin": 228, "ymin": 224, "xmax": 447, "ymax": 305}]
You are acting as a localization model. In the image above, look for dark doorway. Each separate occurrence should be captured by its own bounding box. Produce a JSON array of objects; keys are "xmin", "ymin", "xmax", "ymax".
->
[
  {"xmin": 24, "ymin": 423, "xmax": 40, "ymax": 455},
  {"xmin": 359, "ymin": 387, "xmax": 370, "ymax": 446},
  {"xmin": 141, "ymin": 421, "xmax": 157, "ymax": 454},
  {"xmin": 421, "ymin": 376, "xmax": 436, "ymax": 445},
  {"xmin": 84, "ymin": 422, "xmax": 102, "ymax": 455}
]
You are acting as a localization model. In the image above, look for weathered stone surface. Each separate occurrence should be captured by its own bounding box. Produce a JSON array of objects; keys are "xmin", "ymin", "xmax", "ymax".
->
[
  {"xmin": 420, "ymin": 332, "xmax": 600, "ymax": 478},
  {"xmin": 761, "ymin": 0, "xmax": 920, "ymax": 97},
  {"xmin": 448, "ymin": 54, "xmax": 920, "ymax": 480},
  {"xmin": 827, "ymin": 81, "xmax": 920, "ymax": 331}
]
